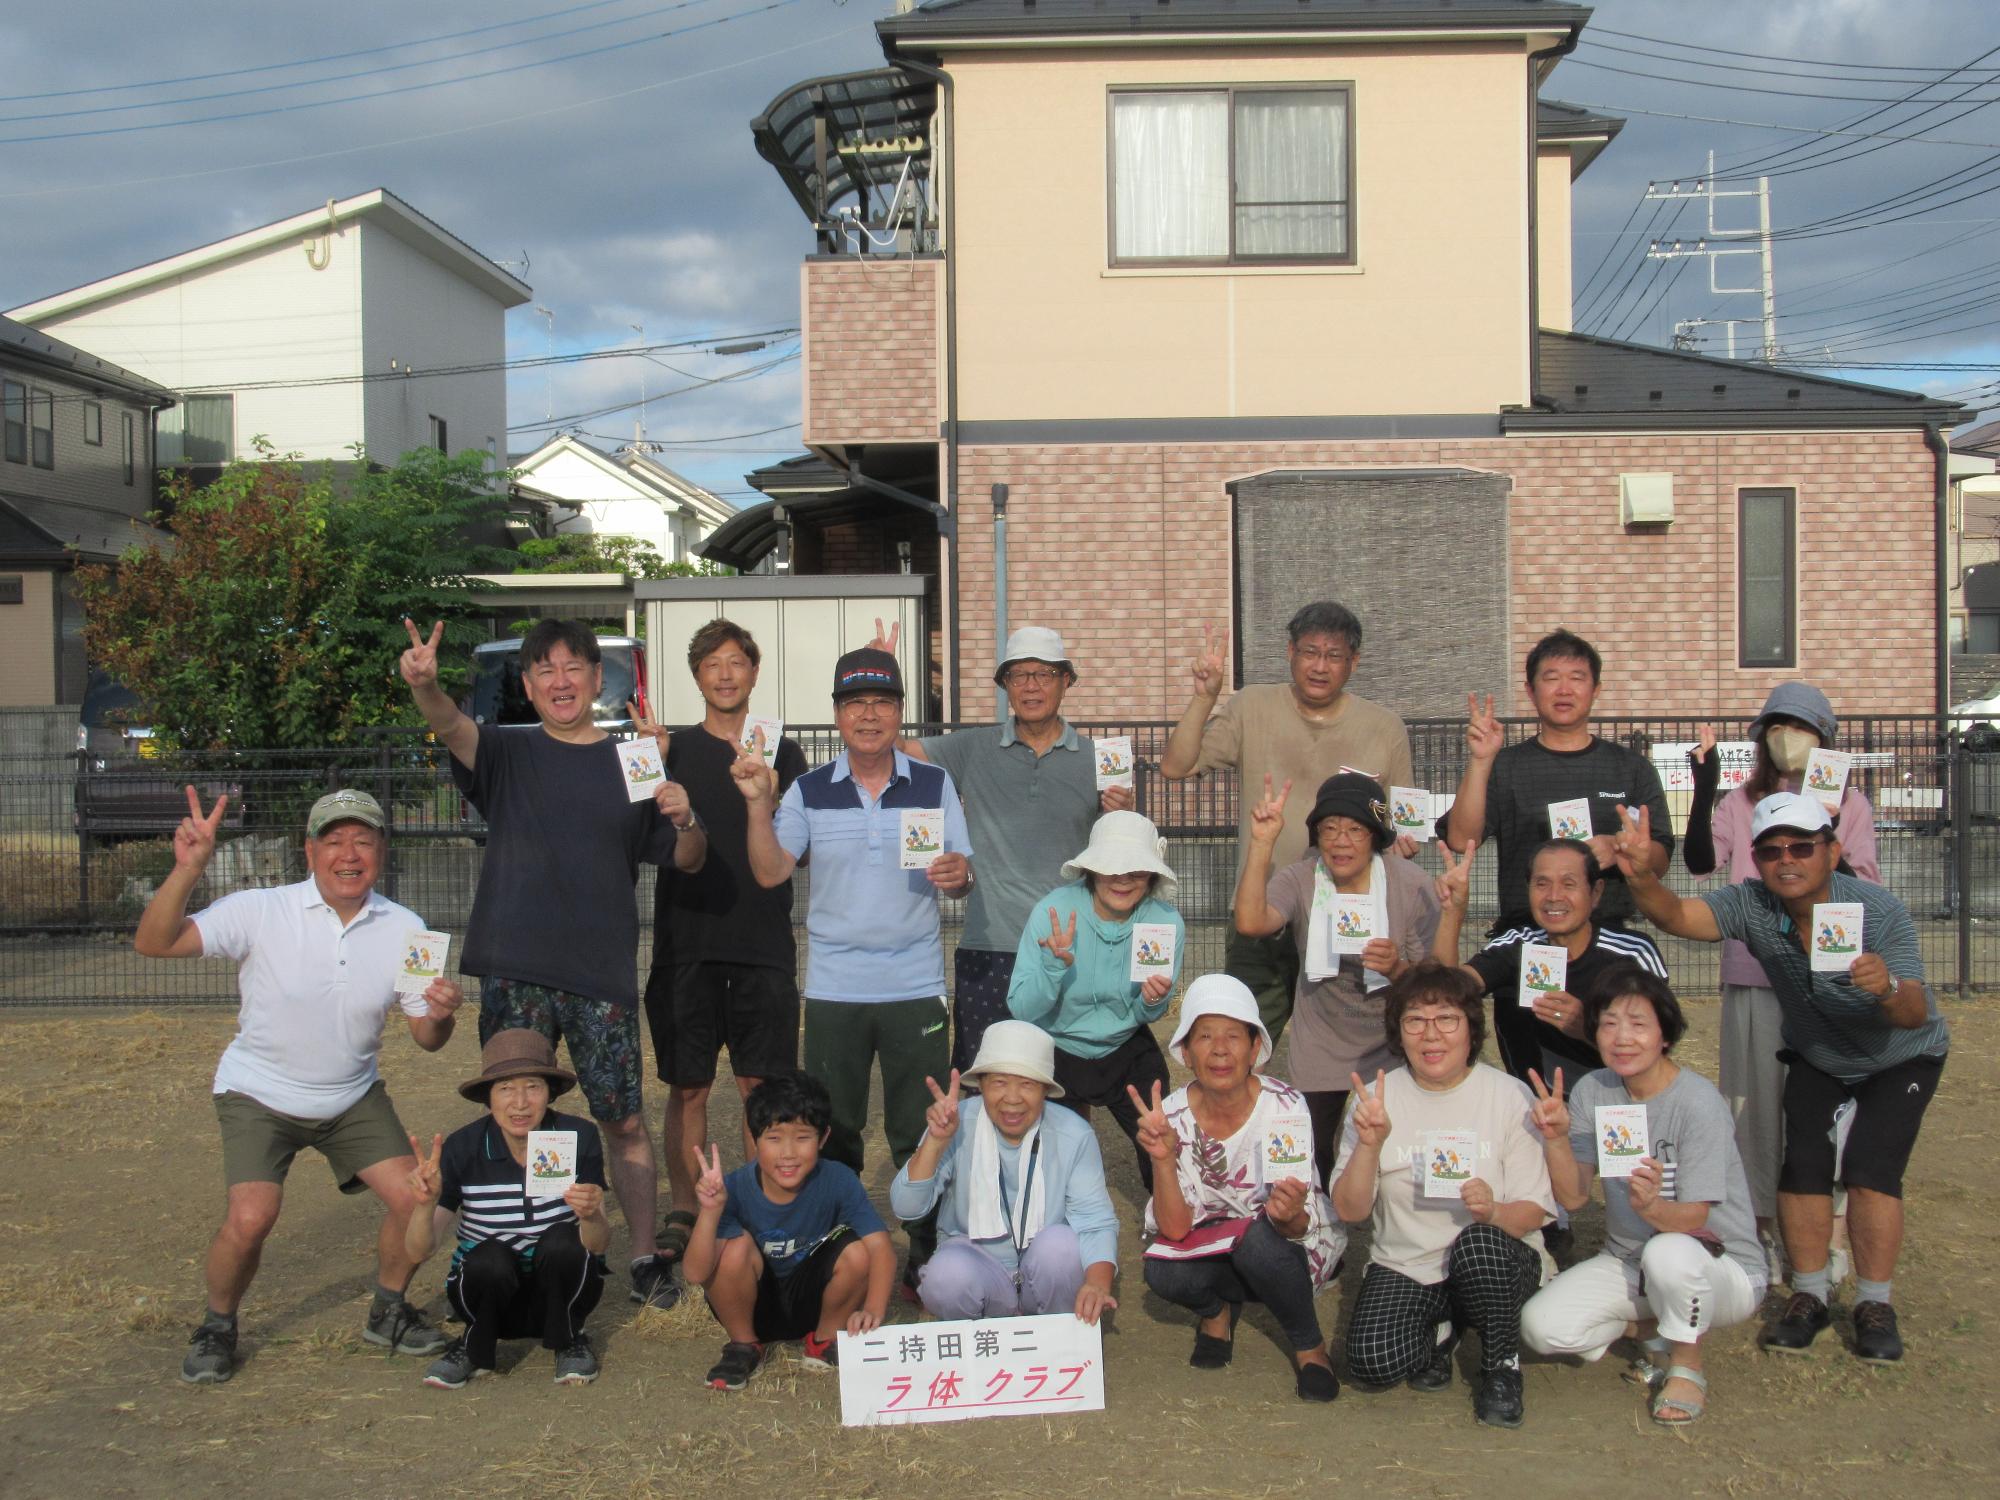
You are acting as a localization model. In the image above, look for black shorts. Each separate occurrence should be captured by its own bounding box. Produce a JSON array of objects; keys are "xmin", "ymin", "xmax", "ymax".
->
[
  {"xmin": 1050, "ymin": 1026, "xmax": 1169, "ymax": 1109},
  {"xmin": 1778, "ymin": 1050, "xmax": 1946, "ymax": 1200},
  {"xmin": 750, "ymin": 1227, "xmax": 857, "ymax": 1343},
  {"xmin": 643, "ymin": 960, "xmax": 800, "ymax": 1087}
]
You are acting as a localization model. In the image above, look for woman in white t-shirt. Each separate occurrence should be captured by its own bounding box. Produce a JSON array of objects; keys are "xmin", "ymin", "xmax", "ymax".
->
[
  {"xmin": 1520, "ymin": 965, "xmax": 1766, "ymax": 1427},
  {"xmin": 1330, "ymin": 961, "xmax": 1555, "ymax": 1429}
]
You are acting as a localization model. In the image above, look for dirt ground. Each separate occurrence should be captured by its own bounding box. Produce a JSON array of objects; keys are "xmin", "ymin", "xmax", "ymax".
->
[{"xmin": 1, "ymin": 997, "xmax": 1995, "ymax": 1500}]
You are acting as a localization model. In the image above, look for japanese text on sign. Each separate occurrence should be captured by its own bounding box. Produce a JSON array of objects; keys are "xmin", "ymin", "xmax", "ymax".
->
[{"xmin": 836, "ymin": 1313, "xmax": 1105, "ymax": 1427}]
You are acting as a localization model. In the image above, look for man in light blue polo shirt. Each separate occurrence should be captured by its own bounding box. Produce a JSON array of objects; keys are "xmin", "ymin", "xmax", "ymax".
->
[{"xmin": 737, "ymin": 647, "xmax": 973, "ymax": 1286}]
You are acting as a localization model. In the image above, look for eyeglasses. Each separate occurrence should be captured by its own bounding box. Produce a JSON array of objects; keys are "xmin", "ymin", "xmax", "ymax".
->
[
  {"xmin": 1319, "ymin": 824, "xmax": 1372, "ymax": 846},
  {"xmin": 1399, "ymin": 1012, "xmax": 1466, "ymax": 1036},
  {"xmin": 839, "ymin": 696, "xmax": 899, "ymax": 716},
  {"xmin": 1003, "ymin": 668, "xmax": 1061, "ymax": 688},
  {"xmin": 1752, "ymin": 838, "xmax": 1825, "ymax": 863},
  {"xmin": 1294, "ymin": 647, "xmax": 1353, "ymax": 666}
]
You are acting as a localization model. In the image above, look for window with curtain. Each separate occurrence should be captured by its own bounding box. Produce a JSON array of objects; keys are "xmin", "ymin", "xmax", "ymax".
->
[
  {"xmin": 84, "ymin": 403, "xmax": 102, "ymax": 446},
  {"xmin": 1111, "ymin": 85, "xmax": 1351, "ymax": 265},
  {"xmin": 30, "ymin": 388, "xmax": 53, "ymax": 469},
  {"xmin": 1738, "ymin": 487, "xmax": 1796, "ymax": 668},
  {"xmin": 156, "ymin": 394, "xmax": 234, "ymax": 465}
]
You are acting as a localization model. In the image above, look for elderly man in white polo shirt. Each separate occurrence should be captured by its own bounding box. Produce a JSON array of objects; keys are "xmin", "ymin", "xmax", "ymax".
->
[{"xmin": 135, "ymin": 785, "xmax": 465, "ymax": 1385}]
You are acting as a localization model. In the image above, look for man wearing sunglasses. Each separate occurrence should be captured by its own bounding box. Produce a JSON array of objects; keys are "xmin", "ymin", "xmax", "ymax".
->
[{"xmin": 1612, "ymin": 792, "xmax": 1948, "ymax": 1366}]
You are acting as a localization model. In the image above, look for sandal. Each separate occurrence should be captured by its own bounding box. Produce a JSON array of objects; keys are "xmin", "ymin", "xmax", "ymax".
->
[
  {"xmin": 1650, "ymin": 1365, "xmax": 1709, "ymax": 1427},
  {"xmin": 659, "ymin": 1210, "xmax": 697, "ymax": 1264},
  {"xmin": 1189, "ymin": 1302, "xmax": 1242, "ymax": 1370},
  {"xmin": 1622, "ymin": 1336, "xmax": 1671, "ymax": 1392}
]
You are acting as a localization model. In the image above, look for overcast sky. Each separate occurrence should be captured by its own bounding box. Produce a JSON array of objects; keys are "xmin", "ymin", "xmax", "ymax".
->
[{"xmin": 2, "ymin": 0, "xmax": 1996, "ymax": 508}]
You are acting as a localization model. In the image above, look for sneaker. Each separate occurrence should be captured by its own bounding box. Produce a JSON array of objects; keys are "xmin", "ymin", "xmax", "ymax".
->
[
  {"xmin": 705, "ymin": 1340, "xmax": 767, "ymax": 1391},
  {"xmin": 553, "ymin": 1334, "xmax": 600, "ymax": 1385},
  {"xmin": 363, "ymin": 1299, "xmax": 451, "ymax": 1356},
  {"xmin": 799, "ymin": 1331, "xmax": 839, "ymax": 1371},
  {"xmin": 1762, "ymin": 1292, "xmax": 1832, "ymax": 1355},
  {"xmin": 423, "ymin": 1339, "xmax": 480, "ymax": 1390},
  {"xmin": 180, "ymin": 1321, "xmax": 237, "ymax": 1384},
  {"xmin": 1408, "ymin": 1333, "xmax": 1457, "ymax": 1394},
  {"xmin": 630, "ymin": 1255, "xmax": 681, "ymax": 1308},
  {"xmin": 1474, "ymin": 1365, "xmax": 1525, "ymax": 1429},
  {"xmin": 1851, "ymin": 1301, "xmax": 1904, "ymax": 1364}
]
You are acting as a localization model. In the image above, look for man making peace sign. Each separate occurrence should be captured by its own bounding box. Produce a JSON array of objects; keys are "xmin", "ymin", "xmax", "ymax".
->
[{"xmin": 136, "ymin": 786, "xmax": 464, "ymax": 1384}]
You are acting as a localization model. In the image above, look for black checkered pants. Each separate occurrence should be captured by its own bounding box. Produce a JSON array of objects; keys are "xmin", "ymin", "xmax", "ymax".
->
[{"xmin": 1346, "ymin": 1223, "xmax": 1543, "ymax": 1385}]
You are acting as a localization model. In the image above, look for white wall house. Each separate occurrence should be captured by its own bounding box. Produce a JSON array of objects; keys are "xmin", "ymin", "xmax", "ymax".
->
[
  {"xmin": 6, "ymin": 189, "xmax": 530, "ymax": 467},
  {"xmin": 510, "ymin": 434, "xmax": 735, "ymax": 564}
]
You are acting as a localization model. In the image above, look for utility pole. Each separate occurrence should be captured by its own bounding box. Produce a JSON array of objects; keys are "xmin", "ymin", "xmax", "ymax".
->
[
  {"xmin": 631, "ymin": 322, "xmax": 646, "ymax": 445},
  {"xmin": 1642, "ymin": 151, "xmax": 1780, "ymax": 361}
]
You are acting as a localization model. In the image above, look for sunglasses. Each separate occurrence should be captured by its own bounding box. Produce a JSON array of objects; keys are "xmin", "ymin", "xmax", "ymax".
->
[{"xmin": 1752, "ymin": 838, "xmax": 1826, "ymax": 863}]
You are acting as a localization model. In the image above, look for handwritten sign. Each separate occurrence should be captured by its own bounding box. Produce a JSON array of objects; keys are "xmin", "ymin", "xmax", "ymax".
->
[
  {"xmin": 1651, "ymin": 741, "xmax": 1756, "ymax": 793},
  {"xmin": 837, "ymin": 1314, "xmax": 1104, "ymax": 1427}
]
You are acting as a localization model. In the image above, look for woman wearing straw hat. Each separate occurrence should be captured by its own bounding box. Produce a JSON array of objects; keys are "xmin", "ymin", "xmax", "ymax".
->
[
  {"xmin": 1131, "ymin": 975, "xmax": 1347, "ymax": 1402},
  {"xmin": 1006, "ymin": 810, "xmax": 1184, "ymax": 1187},
  {"xmin": 890, "ymin": 1020, "xmax": 1121, "ymax": 1323},
  {"xmin": 405, "ymin": 1030, "xmax": 611, "ymax": 1389}
]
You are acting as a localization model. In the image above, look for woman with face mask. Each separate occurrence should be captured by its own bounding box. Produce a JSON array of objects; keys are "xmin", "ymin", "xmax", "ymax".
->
[{"xmin": 1683, "ymin": 683, "xmax": 1878, "ymax": 1283}]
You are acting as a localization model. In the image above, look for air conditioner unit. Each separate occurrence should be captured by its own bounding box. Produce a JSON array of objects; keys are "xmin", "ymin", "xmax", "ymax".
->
[{"xmin": 1619, "ymin": 472, "xmax": 1674, "ymax": 527}]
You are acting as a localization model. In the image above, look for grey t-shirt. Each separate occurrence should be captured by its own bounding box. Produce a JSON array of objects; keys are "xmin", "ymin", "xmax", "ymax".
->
[
  {"xmin": 920, "ymin": 720, "xmax": 1100, "ymax": 953},
  {"xmin": 1568, "ymin": 1066, "xmax": 1765, "ymax": 1292}
]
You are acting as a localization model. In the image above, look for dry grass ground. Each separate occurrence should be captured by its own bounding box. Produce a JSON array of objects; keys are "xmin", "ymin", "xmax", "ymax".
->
[{"xmin": 0, "ymin": 997, "xmax": 1995, "ymax": 1500}]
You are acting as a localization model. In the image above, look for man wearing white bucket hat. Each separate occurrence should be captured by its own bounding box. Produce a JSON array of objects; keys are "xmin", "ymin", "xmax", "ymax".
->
[
  {"xmin": 891, "ymin": 1020, "xmax": 1121, "ymax": 1324},
  {"xmin": 1006, "ymin": 811, "xmax": 1184, "ymax": 1187}
]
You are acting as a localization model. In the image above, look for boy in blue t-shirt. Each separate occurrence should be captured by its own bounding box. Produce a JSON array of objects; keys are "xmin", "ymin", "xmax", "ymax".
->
[{"xmin": 683, "ymin": 1071, "xmax": 895, "ymax": 1389}]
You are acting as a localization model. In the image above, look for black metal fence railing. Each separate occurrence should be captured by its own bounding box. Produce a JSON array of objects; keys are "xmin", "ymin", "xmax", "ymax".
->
[{"xmin": 4, "ymin": 716, "xmax": 1998, "ymax": 1006}]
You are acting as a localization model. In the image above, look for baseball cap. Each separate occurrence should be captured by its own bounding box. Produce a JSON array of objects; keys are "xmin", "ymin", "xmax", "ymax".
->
[
  {"xmin": 832, "ymin": 647, "xmax": 903, "ymax": 701},
  {"xmin": 307, "ymin": 788, "xmax": 386, "ymax": 836},
  {"xmin": 1748, "ymin": 791, "xmax": 1832, "ymax": 841}
]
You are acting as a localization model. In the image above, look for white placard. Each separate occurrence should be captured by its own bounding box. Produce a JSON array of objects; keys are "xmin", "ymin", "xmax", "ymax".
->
[
  {"xmin": 1652, "ymin": 741, "xmax": 1757, "ymax": 793},
  {"xmin": 1547, "ymin": 798, "xmax": 1594, "ymax": 842},
  {"xmin": 1595, "ymin": 1105, "xmax": 1650, "ymax": 1179},
  {"xmin": 1421, "ymin": 1130, "xmax": 1480, "ymax": 1199},
  {"xmin": 1329, "ymin": 894, "xmax": 1375, "ymax": 956},
  {"xmin": 525, "ymin": 1130, "xmax": 578, "ymax": 1200},
  {"xmin": 1263, "ymin": 1110, "xmax": 1315, "ymax": 1183},
  {"xmin": 1810, "ymin": 901, "xmax": 1864, "ymax": 972},
  {"xmin": 1093, "ymin": 735, "xmax": 1134, "ymax": 790},
  {"xmin": 1803, "ymin": 749, "xmax": 1853, "ymax": 814},
  {"xmin": 837, "ymin": 1313, "xmax": 1105, "ymax": 1427},
  {"xmin": 1389, "ymin": 787, "xmax": 1432, "ymax": 842},
  {"xmin": 394, "ymin": 929, "xmax": 450, "ymax": 1013},
  {"xmin": 616, "ymin": 736, "xmax": 666, "ymax": 801},
  {"xmin": 1519, "ymin": 942, "xmax": 1568, "ymax": 1008},
  {"xmin": 740, "ymin": 715, "xmax": 784, "ymax": 767},
  {"xmin": 1129, "ymin": 923, "xmax": 1176, "ymax": 983},
  {"xmin": 899, "ymin": 808, "xmax": 944, "ymax": 870}
]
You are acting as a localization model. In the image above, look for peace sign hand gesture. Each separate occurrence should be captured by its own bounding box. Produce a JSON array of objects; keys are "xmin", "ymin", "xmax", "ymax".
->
[
  {"xmin": 867, "ymin": 617, "xmax": 902, "ymax": 656},
  {"xmin": 1190, "ymin": 622, "xmax": 1229, "ymax": 699},
  {"xmin": 1247, "ymin": 773, "xmax": 1293, "ymax": 849},
  {"xmin": 399, "ymin": 618, "xmax": 444, "ymax": 692},
  {"xmin": 1435, "ymin": 841, "xmax": 1475, "ymax": 914},
  {"xmin": 729, "ymin": 736, "xmax": 778, "ymax": 809},
  {"xmin": 925, "ymin": 1070, "xmax": 964, "ymax": 1141},
  {"xmin": 694, "ymin": 1143, "xmax": 728, "ymax": 1212},
  {"xmin": 1038, "ymin": 906, "xmax": 1078, "ymax": 967},
  {"xmin": 1527, "ymin": 1067, "xmax": 1569, "ymax": 1142},
  {"xmin": 172, "ymin": 785, "xmax": 229, "ymax": 874},
  {"xmin": 1610, "ymin": 803, "xmax": 1654, "ymax": 881},
  {"xmin": 407, "ymin": 1132, "xmax": 444, "ymax": 1207},
  {"xmin": 1466, "ymin": 692, "xmax": 1504, "ymax": 763},
  {"xmin": 1126, "ymin": 1080, "xmax": 1178, "ymax": 1163},
  {"xmin": 627, "ymin": 699, "xmax": 669, "ymax": 756},
  {"xmin": 1348, "ymin": 1069, "xmax": 1391, "ymax": 1149}
]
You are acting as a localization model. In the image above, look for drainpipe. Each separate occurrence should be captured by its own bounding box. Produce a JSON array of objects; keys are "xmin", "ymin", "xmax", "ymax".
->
[
  {"xmin": 897, "ymin": 55, "xmax": 960, "ymax": 721},
  {"xmin": 1525, "ymin": 22, "xmax": 1584, "ymax": 401},
  {"xmin": 991, "ymin": 482, "xmax": 1009, "ymax": 717},
  {"xmin": 1927, "ymin": 422, "xmax": 1951, "ymax": 740}
]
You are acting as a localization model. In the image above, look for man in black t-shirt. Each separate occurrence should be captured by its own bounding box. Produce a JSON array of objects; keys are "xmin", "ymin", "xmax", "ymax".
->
[
  {"xmin": 642, "ymin": 620, "xmax": 809, "ymax": 1271},
  {"xmin": 1441, "ymin": 630, "xmax": 1672, "ymax": 935}
]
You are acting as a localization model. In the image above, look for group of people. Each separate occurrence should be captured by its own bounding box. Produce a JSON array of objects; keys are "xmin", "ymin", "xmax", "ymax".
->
[{"xmin": 135, "ymin": 601, "xmax": 1947, "ymax": 1432}]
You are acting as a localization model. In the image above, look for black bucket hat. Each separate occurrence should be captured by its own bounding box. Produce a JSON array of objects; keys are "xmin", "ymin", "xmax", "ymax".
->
[{"xmin": 1304, "ymin": 772, "xmax": 1393, "ymax": 852}]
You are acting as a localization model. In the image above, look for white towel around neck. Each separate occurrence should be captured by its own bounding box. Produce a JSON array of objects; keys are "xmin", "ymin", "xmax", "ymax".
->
[
  {"xmin": 965, "ymin": 1108, "xmax": 1047, "ymax": 1248},
  {"xmin": 1305, "ymin": 854, "xmax": 1392, "ymax": 990}
]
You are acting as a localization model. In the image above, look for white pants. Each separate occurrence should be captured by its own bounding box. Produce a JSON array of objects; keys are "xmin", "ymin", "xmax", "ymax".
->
[
  {"xmin": 1719, "ymin": 983, "xmax": 1786, "ymax": 1218},
  {"xmin": 1521, "ymin": 1242, "xmax": 1762, "ymax": 1359}
]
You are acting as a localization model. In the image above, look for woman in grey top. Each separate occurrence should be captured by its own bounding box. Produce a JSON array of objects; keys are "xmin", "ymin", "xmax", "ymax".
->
[{"xmin": 1520, "ymin": 965, "xmax": 1765, "ymax": 1427}]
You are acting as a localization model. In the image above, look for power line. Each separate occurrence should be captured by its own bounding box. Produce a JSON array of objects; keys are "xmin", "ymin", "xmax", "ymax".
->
[
  {"xmin": 506, "ymin": 349, "xmax": 800, "ymax": 431},
  {"xmin": 1561, "ymin": 56, "xmax": 2000, "ymax": 107},
  {"xmin": 1588, "ymin": 25, "xmax": 2000, "ymax": 75},
  {"xmin": 1556, "ymin": 98, "xmax": 2000, "ymax": 153},
  {"xmin": 1577, "ymin": 38, "xmax": 2000, "ymax": 87}
]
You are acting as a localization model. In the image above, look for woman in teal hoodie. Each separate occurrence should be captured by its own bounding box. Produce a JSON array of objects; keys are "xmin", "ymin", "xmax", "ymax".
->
[{"xmin": 1008, "ymin": 810, "xmax": 1185, "ymax": 1187}]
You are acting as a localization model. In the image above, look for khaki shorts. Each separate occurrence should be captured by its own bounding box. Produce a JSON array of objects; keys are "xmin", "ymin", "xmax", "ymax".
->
[{"xmin": 215, "ymin": 1081, "xmax": 411, "ymax": 1194}]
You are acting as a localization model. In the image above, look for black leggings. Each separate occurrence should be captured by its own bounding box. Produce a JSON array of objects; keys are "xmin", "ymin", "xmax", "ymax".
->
[
  {"xmin": 1302, "ymin": 1089, "xmax": 1349, "ymax": 1188},
  {"xmin": 1051, "ymin": 1028, "xmax": 1172, "ymax": 1191},
  {"xmin": 445, "ymin": 1221, "xmax": 605, "ymax": 1369},
  {"xmin": 1142, "ymin": 1215, "xmax": 1324, "ymax": 1352}
]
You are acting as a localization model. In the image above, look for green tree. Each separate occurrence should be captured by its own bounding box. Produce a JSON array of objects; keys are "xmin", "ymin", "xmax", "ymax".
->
[
  {"xmin": 511, "ymin": 531, "xmax": 727, "ymax": 579},
  {"xmin": 75, "ymin": 446, "xmax": 512, "ymax": 750}
]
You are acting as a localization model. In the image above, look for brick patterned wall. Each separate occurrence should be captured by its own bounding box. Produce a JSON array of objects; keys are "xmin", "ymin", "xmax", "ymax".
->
[
  {"xmin": 802, "ymin": 258, "xmax": 940, "ymax": 445},
  {"xmin": 953, "ymin": 429, "xmax": 1938, "ymax": 722}
]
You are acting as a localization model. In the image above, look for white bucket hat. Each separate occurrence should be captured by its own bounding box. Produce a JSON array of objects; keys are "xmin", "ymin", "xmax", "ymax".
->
[
  {"xmin": 960, "ymin": 1019, "xmax": 1065, "ymax": 1097},
  {"xmin": 994, "ymin": 625, "xmax": 1075, "ymax": 685},
  {"xmin": 1059, "ymin": 810, "xmax": 1178, "ymax": 901},
  {"xmin": 1168, "ymin": 973, "xmax": 1274, "ymax": 1068}
]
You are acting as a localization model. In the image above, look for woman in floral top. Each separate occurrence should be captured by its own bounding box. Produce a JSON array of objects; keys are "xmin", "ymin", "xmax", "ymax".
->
[{"xmin": 1131, "ymin": 974, "xmax": 1347, "ymax": 1403}]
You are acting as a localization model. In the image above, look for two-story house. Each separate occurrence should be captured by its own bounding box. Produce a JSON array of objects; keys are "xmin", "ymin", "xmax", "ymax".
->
[
  {"xmin": 730, "ymin": 0, "xmax": 1964, "ymax": 722},
  {"xmin": 7, "ymin": 189, "xmax": 530, "ymax": 472},
  {"xmin": 510, "ymin": 433, "xmax": 738, "ymax": 565},
  {"xmin": 0, "ymin": 316, "xmax": 175, "ymax": 706}
]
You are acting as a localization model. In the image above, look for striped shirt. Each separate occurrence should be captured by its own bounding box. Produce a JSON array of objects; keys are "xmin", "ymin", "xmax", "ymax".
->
[
  {"xmin": 1700, "ymin": 873, "xmax": 1949, "ymax": 1083},
  {"xmin": 437, "ymin": 1109, "xmax": 606, "ymax": 1270},
  {"xmin": 1465, "ymin": 924, "xmax": 1667, "ymax": 1080}
]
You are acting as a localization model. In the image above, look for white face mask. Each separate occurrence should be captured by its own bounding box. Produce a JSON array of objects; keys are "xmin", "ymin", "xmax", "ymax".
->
[{"xmin": 1767, "ymin": 725, "xmax": 1820, "ymax": 775}]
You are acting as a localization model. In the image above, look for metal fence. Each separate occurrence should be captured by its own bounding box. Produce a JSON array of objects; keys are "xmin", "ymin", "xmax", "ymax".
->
[{"xmin": 5, "ymin": 715, "xmax": 2000, "ymax": 1005}]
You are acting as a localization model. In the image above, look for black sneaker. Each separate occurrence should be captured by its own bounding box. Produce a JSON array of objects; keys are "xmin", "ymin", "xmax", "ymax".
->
[
  {"xmin": 630, "ymin": 1255, "xmax": 681, "ymax": 1308},
  {"xmin": 553, "ymin": 1334, "xmax": 600, "ymax": 1385},
  {"xmin": 1762, "ymin": 1292, "xmax": 1832, "ymax": 1355},
  {"xmin": 1474, "ymin": 1365, "xmax": 1525, "ymax": 1428},
  {"xmin": 423, "ymin": 1339, "xmax": 480, "ymax": 1390},
  {"xmin": 1851, "ymin": 1301, "xmax": 1904, "ymax": 1363},
  {"xmin": 363, "ymin": 1299, "xmax": 450, "ymax": 1356},
  {"xmin": 705, "ymin": 1340, "xmax": 766, "ymax": 1391},
  {"xmin": 1408, "ymin": 1333, "xmax": 1458, "ymax": 1394},
  {"xmin": 180, "ymin": 1321, "xmax": 237, "ymax": 1384}
]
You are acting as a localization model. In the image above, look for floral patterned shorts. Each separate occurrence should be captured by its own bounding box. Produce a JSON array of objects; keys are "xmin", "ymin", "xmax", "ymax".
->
[{"xmin": 478, "ymin": 976, "xmax": 643, "ymax": 1123}]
